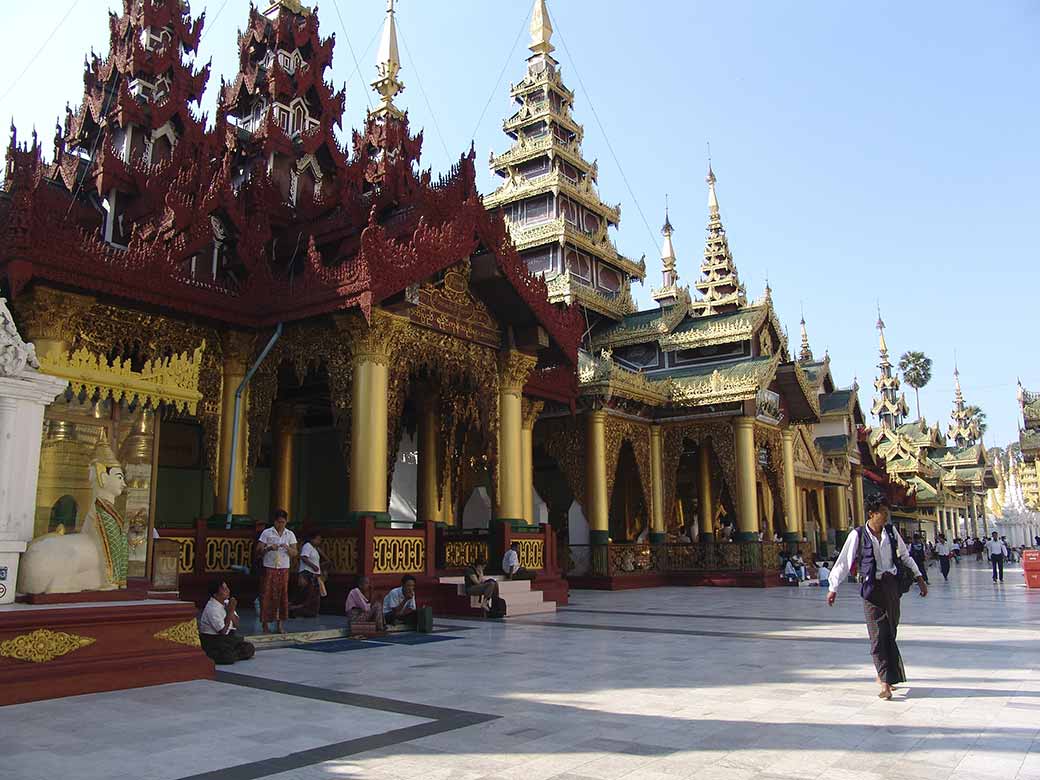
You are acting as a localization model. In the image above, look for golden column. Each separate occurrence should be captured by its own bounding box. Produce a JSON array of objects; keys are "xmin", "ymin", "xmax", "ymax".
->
[
  {"xmin": 497, "ymin": 351, "xmax": 537, "ymax": 521},
  {"xmin": 698, "ymin": 441, "xmax": 714, "ymax": 540},
  {"xmin": 521, "ymin": 399, "xmax": 544, "ymax": 524},
  {"xmin": 216, "ymin": 331, "xmax": 254, "ymax": 517},
  {"xmin": 851, "ymin": 464, "xmax": 866, "ymax": 527},
  {"xmin": 649, "ymin": 425, "xmax": 665, "ymax": 543},
  {"xmin": 827, "ymin": 484, "xmax": 850, "ymax": 549},
  {"xmin": 780, "ymin": 429, "xmax": 801, "ymax": 541},
  {"xmin": 586, "ymin": 409, "xmax": 610, "ymax": 544},
  {"xmin": 347, "ymin": 311, "xmax": 406, "ymax": 517},
  {"xmin": 816, "ymin": 489, "xmax": 829, "ymax": 553},
  {"xmin": 270, "ymin": 403, "xmax": 301, "ymax": 517},
  {"xmin": 418, "ymin": 394, "xmax": 440, "ymax": 524},
  {"xmin": 733, "ymin": 417, "xmax": 759, "ymax": 541}
]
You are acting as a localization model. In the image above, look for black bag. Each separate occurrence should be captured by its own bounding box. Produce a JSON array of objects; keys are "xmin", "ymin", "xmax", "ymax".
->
[
  {"xmin": 487, "ymin": 596, "xmax": 507, "ymax": 619},
  {"xmin": 886, "ymin": 525, "xmax": 916, "ymax": 595}
]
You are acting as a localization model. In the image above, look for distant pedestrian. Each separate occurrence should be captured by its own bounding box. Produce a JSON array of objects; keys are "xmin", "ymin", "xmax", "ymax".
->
[
  {"xmin": 827, "ymin": 495, "xmax": 927, "ymax": 700},
  {"xmin": 909, "ymin": 533, "xmax": 928, "ymax": 584},
  {"xmin": 985, "ymin": 531, "xmax": 1007, "ymax": 583},
  {"xmin": 934, "ymin": 535, "xmax": 952, "ymax": 582}
]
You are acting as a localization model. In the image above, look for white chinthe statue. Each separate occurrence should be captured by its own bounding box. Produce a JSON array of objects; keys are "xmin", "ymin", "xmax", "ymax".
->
[{"xmin": 17, "ymin": 431, "xmax": 129, "ymax": 594}]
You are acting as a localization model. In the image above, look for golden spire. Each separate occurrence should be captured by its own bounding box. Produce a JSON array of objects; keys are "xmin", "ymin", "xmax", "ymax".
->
[
  {"xmin": 371, "ymin": 0, "xmax": 404, "ymax": 117},
  {"xmin": 529, "ymin": 0, "xmax": 555, "ymax": 56},
  {"xmin": 652, "ymin": 199, "xmax": 681, "ymax": 307},
  {"xmin": 692, "ymin": 161, "xmax": 746, "ymax": 315},
  {"xmin": 706, "ymin": 162, "xmax": 719, "ymax": 216},
  {"xmin": 799, "ymin": 312, "xmax": 813, "ymax": 362}
]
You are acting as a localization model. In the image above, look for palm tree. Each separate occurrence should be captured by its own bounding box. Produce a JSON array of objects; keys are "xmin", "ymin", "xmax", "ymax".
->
[
  {"xmin": 898, "ymin": 351, "xmax": 932, "ymax": 420},
  {"xmin": 965, "ymin": 405, "xmax": 987, "ymax": 437}
]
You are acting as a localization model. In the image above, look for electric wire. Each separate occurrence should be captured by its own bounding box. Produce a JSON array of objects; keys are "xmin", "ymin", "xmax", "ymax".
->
[
  {"xmin": 397, "ymin": 19, "xmax": 451, "ymax": 161},
  {"xmin": 470, "ymin": 4, "xmax": 530, "ymax": 142},
  {"xmin": 551, "ymin": 13, "xmax": 661, "ymax": 259},
  {"xmin": 0, "ymin": 0, "xmax": 84, "ymax": 104},
  {"xmin": 331, "ymin": 0, "xmax": 374, "ymax": 111},
  {"xmin": 199, "ymin": 0, "xmax": 231, "ymax": 43}
]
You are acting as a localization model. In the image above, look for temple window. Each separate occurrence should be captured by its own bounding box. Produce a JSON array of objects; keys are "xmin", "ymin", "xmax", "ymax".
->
[
  {"xmin": 566, "ymin": 248, "xmax": 591, "ymax": 281},
  {"xmin": 522, "ymin": 195, "xmax": 550, "ymax": 224},
  {"xmin": 525, "ymin": 122, "xmax": 548, "ymax": 139},
  {"xmin": 584, "ymin": 211, "xmax": 601, "ymax": 233},
  {"xmin": 154, "ymin": 77, "xmax": 170, "ymax": 103},
  {"xmin": 559, "ymin": 161, "xmax": 579, "ymax": 183},
  {"xmin": 280, "ymin": 51, "xmax": 295, "ymax": 74},
  {"xmin": 597, "ymin": 264, "xmax": 621, "ymax": 293},
  {"xmin": 522, "ymin": 247, "xmax": 554, "ymax": 275},
  {"xmin": 275, "ymin": 106, "xmax": 290, "ymax": 133},
  {"xmin": 293, "ymin": 104, "xmax": 306, "ymax": 134},
  {"xmin": 517, "ymin": 157, "xmax": 549, "ymax": 179},
  {"xmin": 560, "ymin": 197, "xmax": 578, "ymax": 226},
  {"xmin": 129, "ymin": 78, "xmax": 155, "ymax": 101}
]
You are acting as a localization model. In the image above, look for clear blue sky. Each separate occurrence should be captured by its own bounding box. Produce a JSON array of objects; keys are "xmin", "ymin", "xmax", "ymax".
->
[{"xmin": 2, "ymin": 1, "xmax": 1037, "ymax": 449}]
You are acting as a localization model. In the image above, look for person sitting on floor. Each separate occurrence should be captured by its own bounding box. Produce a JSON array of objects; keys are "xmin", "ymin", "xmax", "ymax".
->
[
  {"xmin": 782, "ymin": 557, "xmax": 800, "ymax": 584},
  {"xmin": 790, "ymin": 552, "xmax": 808, "ymax": 581},
  {"xmin": 345, "ymin": 575, "xmax": 385, "ymax": 632},
  {"xmin": 816, "ymin": 560, "xmax": 831, "ymax": 588},
  {"xmin": 198, "ymin": 579, "xmax": 255, "ymax": 665},
  {"xmin": 463, "ymin": 558, "xmax": 500, "ymax": 611},
  {"xmin": 502, "ymin": 541, "xmax": 536, "ymax": 581},
  {"xmin": 383, "ymin": 574, "xmax": 419, "ymax": 628}
]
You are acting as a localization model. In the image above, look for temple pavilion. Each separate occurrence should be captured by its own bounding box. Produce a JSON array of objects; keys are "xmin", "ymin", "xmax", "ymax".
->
[{"xmin": 1, "ymin": 0, "xmax": 584, "ymax": 609}]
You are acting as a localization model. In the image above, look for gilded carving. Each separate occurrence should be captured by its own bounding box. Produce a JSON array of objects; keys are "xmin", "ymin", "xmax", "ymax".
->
[
  {"xmin": 341, "ymin": 310, "xmax": 410, "ymax": 367},
  {"xmin": 522, "ymin": 399, "xmax": 544, "ymax": 429},
  {"xmin": 372, "ymin": 535, "xmax": 425, "ymax": 574},
  {"xmin": 0, "ymin": 629, "xmax": 96, "ymax": 663},
  {"xmin": 444, "ymin": 540, "xmax": 489, "ymax": 569},
  {"xmin": 660, "ymin": 421, "xmax": 737, "ymax": 530},
  {"xmin": 499, "ymin": 350, "xmax": 538, "ymax": 394},
  {"xmin": 515, "ymin": 538, "xmax": 544, "ymax": 570},
  {"xmin": 410, "ymin": 260, "xmax": 500, "ymax": 345},
  {"xmin": 755, "ymin": 424, "xmax": 786, "ymax": 512},
  {"xmin": 323, "ymin": 537, "xmax": 358, "ymax": 574},
  {"xmin": 204, "ymin": 537, "xmax": 253, "ymax": 572},
  {"xmin": 543, "ymin": 416, "xmax": 586, "ymax": 509},
  {"xmin": 164, "ymin": 537, "xmax": 195, "ymax": 574},
  {"xmin": 154, "ymin": 619, "xmax": 202, "ymax": 648},
  {"xmin": 602, "ymin": 415, "xmax": 653, "ymax": 518}
]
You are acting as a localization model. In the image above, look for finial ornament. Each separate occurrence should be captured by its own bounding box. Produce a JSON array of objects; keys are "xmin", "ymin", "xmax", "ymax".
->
[
  {"xmin": 529, "ymin": 0, "xmax": 555, "ymax": 55},
  {"xmin": 371, "ymin": 0, "xmax": 404, "ymax": 116}
]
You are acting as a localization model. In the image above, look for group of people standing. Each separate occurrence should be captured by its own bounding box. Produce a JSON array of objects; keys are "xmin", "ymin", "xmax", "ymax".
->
[{"xmin": 256, "ymin": 510, "xmax": 330, "ymax": 634}]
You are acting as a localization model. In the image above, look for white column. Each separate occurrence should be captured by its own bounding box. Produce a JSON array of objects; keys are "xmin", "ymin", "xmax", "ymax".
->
[{"xmin": 0, "ymin": 342, "xmax": 68, "ymax": 604}]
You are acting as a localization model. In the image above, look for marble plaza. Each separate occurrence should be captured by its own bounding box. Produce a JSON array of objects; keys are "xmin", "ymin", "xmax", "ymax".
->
[{"xmin": 2, "ymin": 562, "xmax": 1038, "ymax": 780}]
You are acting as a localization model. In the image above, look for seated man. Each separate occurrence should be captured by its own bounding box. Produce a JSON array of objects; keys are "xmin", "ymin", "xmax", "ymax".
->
[
  {"xmin": 816, "ymin": 561, "xmax": 831, "ymax": 588},
  {"xmin": 781, "ymin": 557, "xmax": 800, "ymax": 584},
  {"xmin": 502, "ymin": 541, "xmax": 536, "ymax": 580},
  {"xmin": 790, "ymin": 553, "xmax": 807, "ymax": 581},
  {"xmin": 464, "ymin": 558, "xmax": 500, "ymax": 610},
  {"xmin": 345, "ymin": 575, "xmax": 385, "ymax": 632},
  {"xmin": 198, "ymin": 579, "xmax": 255, "ymax": 665},
  {"xmin": 383, "ymin": 574, "xmax": 419, "ymax": 628}
]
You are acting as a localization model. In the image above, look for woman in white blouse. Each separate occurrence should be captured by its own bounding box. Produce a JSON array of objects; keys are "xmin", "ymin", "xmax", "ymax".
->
[{"xmin": 257, "ymin": 510, "xmax": 297, "ymax": 634}]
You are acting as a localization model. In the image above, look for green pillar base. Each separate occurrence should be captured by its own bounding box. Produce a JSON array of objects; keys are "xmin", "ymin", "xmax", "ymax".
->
[
  {"xmin": 782, "ymin": 532, "xmax": 801, "ymax": 543},
  {"xmin": 343, "ymin": 511, "xmax": 391, "ymax": 528},
  {"xmin": 649, "ymin": 532, "xmax": 667, "ymax": 544},
  {"xmin": 207, "ymin": 513, "xmax": 254, "ymax": 529},
  {"xmin": 734, "ymin": 531, "xmax": 759, "ymax": 542},
  {"xmin": 589, "ymin": 530, "xmax": 610, "ymax": 545}
]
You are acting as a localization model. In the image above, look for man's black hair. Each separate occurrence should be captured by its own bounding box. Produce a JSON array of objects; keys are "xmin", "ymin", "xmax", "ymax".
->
[
  {"xmin": 401, "ymin": 574, "xmax": 417, "ymax": 585},
  {"xmin": 864, "ymin": 494, "xmax": 889, "ymax": 515},
  {"xmin": 208, "ymin": 578, "xmax": 226, "ymax": 598},
  {"xmin": 272, "ymin": 508, "xmax": 288, "ymax": 520}
]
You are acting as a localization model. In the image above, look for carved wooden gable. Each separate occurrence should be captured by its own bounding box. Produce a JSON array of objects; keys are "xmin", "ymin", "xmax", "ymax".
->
[{"xmin": 409, "ymin": 259, "xmax": 500, "ymax": 347}]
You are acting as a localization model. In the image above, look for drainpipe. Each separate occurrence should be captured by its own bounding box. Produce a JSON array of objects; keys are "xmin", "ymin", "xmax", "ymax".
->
[{"xmin": 225, "ymin": 323, "xmax": 283, "ymax": 529}]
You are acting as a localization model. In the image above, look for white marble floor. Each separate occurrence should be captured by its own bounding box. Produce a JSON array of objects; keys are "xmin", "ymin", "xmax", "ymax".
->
[{"xmin": 2, "ymin": 560, "xmax": 1038, "ymax": 780}]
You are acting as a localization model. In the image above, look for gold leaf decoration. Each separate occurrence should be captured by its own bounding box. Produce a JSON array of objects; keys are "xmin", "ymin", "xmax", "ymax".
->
[
  {"xmin": 154, "ymin": 619, "xmax": 201, "ymax": 648},
  {"xmin": 0, "ymin": 629, "xmax": 96, "ymax": 663}
]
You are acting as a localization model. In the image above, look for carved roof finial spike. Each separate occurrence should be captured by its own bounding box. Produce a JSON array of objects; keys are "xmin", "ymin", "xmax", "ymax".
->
[
  {"xmin": 798, "ymin": 306, "xmax": 813, "ymax": 362},
  {"xmin": 529, "ymin": 0, "xmax": 555, "ymax": 55},
  {"xmin": 371, "ymin": 0, "xmax": 405, "ymax": 117}
]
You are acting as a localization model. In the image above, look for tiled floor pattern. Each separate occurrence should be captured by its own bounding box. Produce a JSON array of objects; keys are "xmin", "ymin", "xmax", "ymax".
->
[{"xmin": 1, "ymin": 560, "xmax": 1037, "ymax": 780}]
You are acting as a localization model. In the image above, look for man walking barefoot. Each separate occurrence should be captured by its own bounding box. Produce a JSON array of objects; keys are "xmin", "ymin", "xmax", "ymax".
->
[{"xmin": 826, "ymin": 495, "xmax": 927, "ymax": 700}]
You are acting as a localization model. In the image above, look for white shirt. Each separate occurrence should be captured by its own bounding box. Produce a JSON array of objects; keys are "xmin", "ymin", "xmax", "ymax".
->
[
  {"xmin": 383, "ymin": 586, "xmax": 416, "ymax": 614},
  {"xmin": 259, "ymin": 527, "xmax": 296, "ymax": 569},
  {"xmin": 818, "ymin": 565, "xmax": 831, "ymax": 582},
  {"xmin": 934, "ymin": 541, "xmax": 952, "ymax": 556},
  {"xmin": 827, "ymin": 524, "xmax": 921, "ymax": 595},
  {"xmin": 298, "ymin": 542, "xmax": 320, "ymax": 575},
  {"xmin": 985, "ymin": 539, "xmax": 1008, "ymax": 557},
  {"xmin": 199, "ymin": 597, "xmax": 235, "ymax": 635},
  {"xmin": 502, "ymin": 549, "xmax": 520, "ymax": 574}
]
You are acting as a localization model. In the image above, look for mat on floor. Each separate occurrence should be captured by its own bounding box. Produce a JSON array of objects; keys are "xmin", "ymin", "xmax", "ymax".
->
[{"xmin": 292, "ymin": 634, "xmax": 462, "ymax": 652}]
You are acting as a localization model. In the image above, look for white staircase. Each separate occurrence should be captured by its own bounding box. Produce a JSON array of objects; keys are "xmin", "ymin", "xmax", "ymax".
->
[{"xmin": 439, "ymin": 575, "xmax": 557, "ymax": 617}]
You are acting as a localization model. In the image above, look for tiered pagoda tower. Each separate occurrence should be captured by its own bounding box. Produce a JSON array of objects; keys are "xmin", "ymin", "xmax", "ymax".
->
[
  {"xmin": 218, "ymin": 0, "xmax": 347, "ymax": 210},
  {"xmin": 56, "ymin": 0, "xmax": 210, "ymax": 247},
  {"xmin": 871, "ymin": 313, "xmax": 909, "ymax": 429},
  {"xmin": 798, "ymin": 316, "xmax": 814, "ymax": 362},
  {"xmin": 485, "ymin": 0, "xmax": 644, "ymax": 334},
  {"xmin": 650, "ymin": 207, "xmax": 684, "ymax": 307},
  {"xmin": 948, "ymin": 367, "xmax": 980, "ymax": 447},
  {"xmin": 691, "ymin": 164, "xmax": 747, "ymax": 316}
]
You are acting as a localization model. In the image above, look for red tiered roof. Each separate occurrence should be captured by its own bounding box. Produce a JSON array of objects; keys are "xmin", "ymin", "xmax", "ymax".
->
[{"xmin": 0, "ymin": 0, "xmax": 583, "ymax": 376}]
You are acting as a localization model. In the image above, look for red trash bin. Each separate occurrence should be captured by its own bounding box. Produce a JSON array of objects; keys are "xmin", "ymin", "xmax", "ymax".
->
[{"xmin": 1023, "ymin": 550, "xmax": 1040, "ymax": 589}]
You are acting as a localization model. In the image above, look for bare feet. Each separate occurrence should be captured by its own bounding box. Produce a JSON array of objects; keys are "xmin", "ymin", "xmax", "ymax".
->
[{"xmin": 878, "ymin": 683, "xmax": 893, "ymax": 700}]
